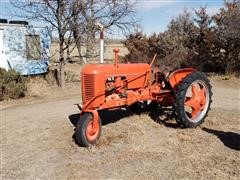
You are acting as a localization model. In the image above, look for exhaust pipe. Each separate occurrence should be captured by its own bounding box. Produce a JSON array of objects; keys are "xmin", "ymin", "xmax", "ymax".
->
[{"xmin": 96, "ymin": 22, "xmax": 104, "ymax": 64}]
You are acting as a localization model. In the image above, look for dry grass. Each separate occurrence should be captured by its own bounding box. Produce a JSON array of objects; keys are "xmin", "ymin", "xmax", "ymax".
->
[{"xmin": 1, "ymin": 72, "xmax": 240, "ymax": 179}]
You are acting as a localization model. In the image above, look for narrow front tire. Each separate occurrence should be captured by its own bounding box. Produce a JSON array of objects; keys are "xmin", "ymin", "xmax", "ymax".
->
[{"xmin": 75, "ymin": 113, "xmax": 102, "ymax": 147}]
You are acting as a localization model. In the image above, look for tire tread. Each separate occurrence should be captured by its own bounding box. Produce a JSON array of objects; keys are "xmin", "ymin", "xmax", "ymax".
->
[
  {"xmin": 75, "ymin": 113, "xmax": 102, "ymax": 147},
  {"xmin": 174, "ymin": 71, "xmax": 212, "ymax": 128}
]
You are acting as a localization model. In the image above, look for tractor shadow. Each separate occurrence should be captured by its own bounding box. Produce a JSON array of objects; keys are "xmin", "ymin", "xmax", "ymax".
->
[
  {"xmin": 202, "ymin": 127, "xmax": 240, "ymax": 151},
  {"xmin": 68, "ymin": 105, "xmax": 180, "ymax": 129},
  {"xmin": 98, "ymin": 108, "xmax": 134, "ymax": 125},
  {"xmin": 68, "ymin": 113, "xmax": 81, "ymax": 127},
  {"xmin": 148, "ymin": 106, "xmax": 180, "ymax": 129},
  {"xmin": 69, "ymin": 105, "xmax": 180, "ymax": 146},
  {"xmin": 68, "ymin": 108, "xmax": 134, "ymax": 127}
]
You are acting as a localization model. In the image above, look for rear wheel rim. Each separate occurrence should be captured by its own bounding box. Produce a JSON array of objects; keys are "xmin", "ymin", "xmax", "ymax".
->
[
  {"xmin": 184, "ymin": 80, "xmax": 210, "ymax": 123},
  {"xmin": 85, "ymin": 120, "xmax": 99, "ymax": 142}
]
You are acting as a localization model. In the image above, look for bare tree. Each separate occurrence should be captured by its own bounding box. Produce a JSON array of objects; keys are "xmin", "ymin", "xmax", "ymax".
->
[
  {"xmin": 10, "ymin": 0, "xmax": 77, "ymax": 88},
  {"xmin": 71, "ymin": 0, "xmax": 137, "ymax": 62}
]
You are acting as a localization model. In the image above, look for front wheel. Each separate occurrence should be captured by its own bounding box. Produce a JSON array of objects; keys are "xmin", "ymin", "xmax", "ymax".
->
[
  {"xmin": 174, "ymin": 72, "xmax": 212, "ymax": 128},
  {"xmin": 75, "ymin": 113, "xmax": 102, "ymax": 147}
]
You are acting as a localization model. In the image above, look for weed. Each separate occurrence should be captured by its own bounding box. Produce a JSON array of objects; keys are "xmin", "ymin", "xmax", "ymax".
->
[{"xmin": 0, "ymin": 68, "xmax": 27, "ymax": 100}]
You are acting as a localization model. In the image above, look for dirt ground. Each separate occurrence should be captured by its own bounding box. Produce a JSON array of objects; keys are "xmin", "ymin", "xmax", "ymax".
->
[{"xmin": 1, "ymin": 74, "xmax": 240, "ymax": 179}]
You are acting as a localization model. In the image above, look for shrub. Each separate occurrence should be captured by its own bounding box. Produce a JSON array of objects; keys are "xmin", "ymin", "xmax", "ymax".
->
[{"xmin": 0, "ymin": 68, "xmax": 27, "ymax": 100}]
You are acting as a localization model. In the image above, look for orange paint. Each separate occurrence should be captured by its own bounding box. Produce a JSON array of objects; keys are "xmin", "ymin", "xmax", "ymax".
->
[
  {"xmin": 80, "ymin": 49, "xmax": 196, "ymax": 122},
  {"xmin": 84, "ymin": 110, "xmax": 99, "ymax": 134},
  {"xmin": 184, "ymin": 84, "xmax": 207, "ymax": 119},
  {"xmin": 168, "ymin": 68, "xmax": 196, "ymax": 88}
]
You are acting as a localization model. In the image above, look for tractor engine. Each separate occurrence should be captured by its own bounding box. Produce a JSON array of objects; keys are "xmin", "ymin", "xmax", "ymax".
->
[{"xmin": 81, "ymin": 62, "xmax": 151, "ymax": 110}]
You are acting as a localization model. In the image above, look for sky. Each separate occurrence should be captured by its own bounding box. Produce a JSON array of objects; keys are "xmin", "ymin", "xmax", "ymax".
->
[
  {"xmin": 0, "ymin": 0, "xmax": 225, "ymax": 37},
  {"xmin": 135, "ymin": 0, "xmax": 224, "ymax": 34}
]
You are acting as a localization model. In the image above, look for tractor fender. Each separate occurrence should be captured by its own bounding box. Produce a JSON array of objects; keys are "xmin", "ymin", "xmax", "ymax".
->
[{"xmin": 167, "ymin": 68, "xmax": 196, "ymax": 88}]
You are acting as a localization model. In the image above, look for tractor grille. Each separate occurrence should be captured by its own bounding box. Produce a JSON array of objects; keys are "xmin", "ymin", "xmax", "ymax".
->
[{"xmin": 82, "ymin": 74, "xmax": 95, "ymax": 103}]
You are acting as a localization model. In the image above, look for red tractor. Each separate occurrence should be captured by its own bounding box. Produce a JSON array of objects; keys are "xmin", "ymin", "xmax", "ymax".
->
[{"xmin": 75, "ymin": 49, "xmax": 212, "ymax": 147}]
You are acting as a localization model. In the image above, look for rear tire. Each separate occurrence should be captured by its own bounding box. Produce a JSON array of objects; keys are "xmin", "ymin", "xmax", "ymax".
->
[
  {"xmin": 174, "ymin": 72, "xmax": 212, "ymax": 128},
  {"xmin": 75, "ymin": 113, "xmax": 102, "ymax": 147}
]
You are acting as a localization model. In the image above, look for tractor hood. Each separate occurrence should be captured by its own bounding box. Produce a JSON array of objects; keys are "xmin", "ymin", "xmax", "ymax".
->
[{"xmin": 81, "ymin": 63, "xmax": 151, "ymax": 76}]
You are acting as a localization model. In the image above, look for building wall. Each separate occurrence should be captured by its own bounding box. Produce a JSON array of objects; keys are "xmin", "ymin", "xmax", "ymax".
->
[{"xmin": 1, "ymin": 24, "xmax": 51, "ymax": 75}]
